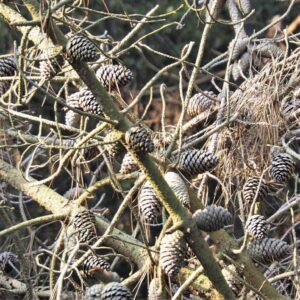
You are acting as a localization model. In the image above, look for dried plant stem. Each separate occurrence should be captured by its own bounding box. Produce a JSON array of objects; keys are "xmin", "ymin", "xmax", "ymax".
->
[{"xmin": 0, "ymin": 213, "xmax": 66, "ymax": 238}]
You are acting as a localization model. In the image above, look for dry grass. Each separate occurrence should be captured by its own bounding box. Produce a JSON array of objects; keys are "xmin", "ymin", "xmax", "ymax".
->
[{"xmin": 209, "ymin": 48, "xmax": 300, "ymax": 202}]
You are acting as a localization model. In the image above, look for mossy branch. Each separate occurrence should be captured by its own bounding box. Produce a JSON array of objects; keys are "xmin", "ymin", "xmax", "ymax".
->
[
  {"xmin": 0, "ymin": 158, "xmax": 217, "ymax": 294},
  {"xmin": 0, "ymin": 4, "xmax": 235, "ymax": 298}
]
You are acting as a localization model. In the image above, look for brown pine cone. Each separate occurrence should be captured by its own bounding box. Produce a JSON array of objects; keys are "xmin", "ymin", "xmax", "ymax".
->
[
  {"xmin": 193, "ymin": 205, "xmax": 232, "ymax": 232},
  {"xmin": 77, "ymin": 89, "xmax": 104, "ymax": 115},
  {"xmin": 120, "ymin": 152, "xmax": 139, "ymax": 174},
  {"xmin": 82, "ymin": 256, "xmax": 111, "ymax": 279},
  {"xmin": 96, "ymin": 64, "xmax": 133, "ymax": 91},
  {"xmin": 280, "ymin": 97, "xmax": 300, "ymax": 123},
  {"xmin": 100, "ymin": 282, "xmax": 133, "ymax": 300},
  {"xmin": 66, "ymin": 35, "xmax": 97, "ymax": 62},
  {"xmin": 242, "ymin": 177, "xmax": 268, "ymax": 205},
  {"xmin": 245, "ymin": 214, "xmax": 270, "ymax": 239},
  {"xmin": 187, "ymin": 91, "xmax": 216, "ymax": 117},
  {"xmin": 139, "ymin": 181, "xmax": 161, "ymax": 223},
  {"xmin": 248, "ymin": 238, "xmax": 291, "ymax": 265},
  {"xmin": 0, "ymin": 57, "xmax": 16, "ymax": 96},
  {"xmin": 222, "ymin": 265, "xmax": 243, "ymax": 297},
  {"xmin": 72, "ymin": 209, "xmax": 97, "ymax": 244},
  {"xmin": 270, "ymin": 153, "xmax": 295, "ymax": 183},
  {"xmin": 178, "ymin": 149, "xmax": 218, "ymax": 176},
  {"xmin": 103, "ymin": 130, "xmax": 125, "ymax": 157},
  {"xmin": 40, "ymin": 47, "xmax": 64, "ymax": 79},
  {"xmin": 160, "ymin": 230, "xmax": 188, "ymax": 277},
  {"xmin": 125, "ymin": 126, "xmax": 154, "ymax": 153}
]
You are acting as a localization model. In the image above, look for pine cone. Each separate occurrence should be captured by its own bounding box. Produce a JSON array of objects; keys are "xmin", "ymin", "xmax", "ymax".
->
[
  {"xmin": 280, "ymin": 97, "xmax": 300, "ymax": 123},
  {"xmin": 40, "ymin": 47, "xmax": 64, "ymax": 79},
  {"xmin": 245, "ymin": 215, "xmax": 270, "ymax": 239},
  {"xmin": 72, "ymin": 209, "xmax": 97, "ymax": 244},
  {"xmin": 83, "ymin": 256, "xmax": 111, "ymax": 279},
  {"xmin": 77, "ymin": 89, "xmax": 104, "ymax": 115},
  {"xmin": 160, "ymin": 230, "xmax": 188, "ymax": 277},
  {"xmin": 66, "ymin": 91, "xmax": 80, "ymax": 108},
  {"xmin": 178, "ymin": 149, "xmax": 219, "ymax": 176},
  {"xmin": 164, "ymin": 171, "xmax": 190, "ymax": 208},
  {"xmin": 254, "ymin": 42, "xmax": 284, "ymax": 58},
  {"xmin": 96, "ymin": 64, "xmax": 133, "ymax": 90},
  {"xmin": 232, "ymin": 51, "xmax": 250, "ymax": 81},
  {"xmin": 120, "ymin": 152, "xmax": 139, "ymax": 174},
  {"xmin": 139, "ymin": 181, "xmax": 161, "ymax": 223},
  {"xmin": 100, "ymin": 282, "xmax": 133, "ymax": 300},
  {"xmin": 242, "ymin": 177, "xmax": 268, "ymax": 205},
  {"xmin": 85, "ymin": 284, "xmax": 103, "ymax": 299},
  {"xmin": 0, "ymin": 57, "xmax": 16, "ymax": 76},
  {"xmin": 0, "ymin": 81, "xmax": 10, "ymax": 97},
  {"xmin": 65, "ymin": 110, "xmax": 81, "ymax": 127},
  {"xmin": 0, "ymin": 251, "xmax": 18, "ymax": 273},
  {"xmin": 125, "ymin": 126, "xmax": 154, "ymax": 153},
  {"xmin": 187, "ymin": 91, "xmax": 216, "ymax": 117},
  {"xmin": 0, "ymin": 57, "xmax": 16, "ymax": 96},
  {"xmin": 193, "ymin": 205, "xmax": 232, "ymax": 232},
  {"xmin": 221, "ymin": 265, "xmax": 243, "ymax": 297},
  {"xmin": 66, "ymin": 35, "xmax": 97, "ymax": 62},
  {"xmin": 238, "ymin": 0, "xmax": 251, "ymax": 14},
  {"xmin": 229, "ymin": 38, "xmax": 248, "ymax": 61},
  {"xmin": 148, "ymin": 278, "xmax": 168, "ymax": 300},
  {"xmin": 103, "ymin": 130, "xmax": 125, "ymax": 157},
  {"xmin": 248, "ymin": 238, "xmax": 291, "ymax": 265},
  {"xmin": 65, "ymin": 92, "xmax": 81, "ymax": 126},
  {"xmin": 270, "ymin": 153, "xmax": 295, "ymax": 183}
]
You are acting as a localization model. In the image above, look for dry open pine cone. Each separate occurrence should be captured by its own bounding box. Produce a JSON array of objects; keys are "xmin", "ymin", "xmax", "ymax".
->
[
  {"xmin": 232, "ymin": 51, "xmax": 251, "ymax": 81},
  {"xmin": 238, "ymin": 0, "xmax": 251, "ymax": 14},
  {"xmin": 85, "ymin": 284, "xmax": 103, "ymax": 300},
  {"xmin": 40, "ymin": 47, "xmax": 64, "ymax": 79},
  {"xmin": 280, "ymin": 97, "xmax": 300, "ymax": 123},
  {"xmin": 103, "ymin": 130, "xmax": 124, "ymax": 157},
  {"xmin": 0, "ymin": 57, "xmax": 16, "ymax": 96},
  {"xmin": 242, "ymin": 177, "xmax": 269, "ymax": 205},
  {"xmin": 178, "ymin": 149, "xmax": 219, "ymax": 176},
  {"xmin": 82, "ymin": 256, "xmax": 111, "ymax": 279},
  {"xmin": 254, "ymin": 41, "xmax": 284, "ymax": 59},
  {"xmin": 120, "ymin": 152, "xmax": 139, "ymax": 174},
  {"xmin": 160, "ymin": 230, "xmax": 188, "ymax": 277},
  {"xmin": 221, "ymin": 264, "xmax": 243, "ymax": 297},
  {"xmin": 193, "ymin": 205, "xmax": 232, "ymax": 232},
  {"xmin": 85, "ymin": 282, "xmax": 133, "ymax": 300},
  {"xmin": 138, "ymin": 181, "xmax": 161, "ymax": 223},
  {"xmin": 96, "ymin": 64, "xmax": 133, "ymax": 91},
  {"xmin": 229, "ymin": 37, "xmax": 249, "ymax": 61},
  {"xmin": 0, "ymin": 57, "xmax": 16, "ymax": 76},
  {"xmin": 247, "ymin": 238, "xmax": 291, "ymax": 265},
  {"xmin": 66, "ymin": 35, "xmax": 97, "ymax": 62},
  {"xmin": 65, "ymin": 110, "xmax": 81, "ymax": 127},
  {"xmin": 77, "ymin": 89, "xmax": 104, "ymax": 115},
  {"xmin": 245, "ymin": 214, "xmax": 270, "ymax": 239},
  {"xmin": 125, "ymin": 126, "xmax": 154, "ymax": 153},
  {"xmin": 65, "ymin": 92, "xmax": 81, "ymax": 127},
  {"xmin": 270, "ymin": 153, "xmax": 295, "ymax": 183},
  {"xmin": 72, "ymin": 209, "xmax": 97, "ymax": 244},
  {"xmin": 187, "ymin": 91, "xmax": 216, "ymax": 117}
]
